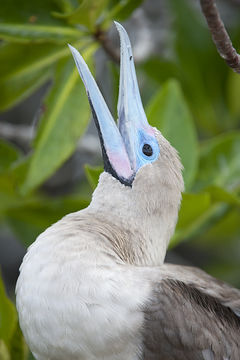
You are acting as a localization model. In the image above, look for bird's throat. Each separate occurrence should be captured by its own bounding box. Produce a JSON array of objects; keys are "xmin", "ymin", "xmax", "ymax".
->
[{"xmin": 88, "ymin": 173, "xmax": 175, "ymax": 266}]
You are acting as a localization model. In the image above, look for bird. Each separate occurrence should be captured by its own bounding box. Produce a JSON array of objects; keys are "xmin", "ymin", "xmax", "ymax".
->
[{"xmin": 16, "ymin": 22, "xmax": 240, "ymax": 360}]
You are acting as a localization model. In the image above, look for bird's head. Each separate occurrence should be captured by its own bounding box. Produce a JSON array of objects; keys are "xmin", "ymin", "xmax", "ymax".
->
[{"xmin": 69, "ymin": 23, "xmax": 184, "ymax": 265}]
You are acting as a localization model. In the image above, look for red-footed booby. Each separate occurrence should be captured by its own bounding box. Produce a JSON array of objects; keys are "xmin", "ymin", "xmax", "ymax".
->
[{"xmin": 16, "ymin": 23, "xmax": 240, "ymax": 360}]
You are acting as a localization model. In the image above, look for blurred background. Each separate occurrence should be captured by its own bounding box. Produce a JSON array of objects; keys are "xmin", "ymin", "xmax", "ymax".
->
[{"xmin": 0, "ymin": 0, "xmax": 240, "ymax": 358}]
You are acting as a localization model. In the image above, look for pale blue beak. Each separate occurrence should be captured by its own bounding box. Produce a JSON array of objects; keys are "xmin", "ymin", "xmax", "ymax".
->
[
  {"xmin": 116, "ymin": 22, "xmax": 159, "ymax": 173},
  {"xmin": 69, "ymin": 22, "xmax": 159, "ymax": 186}
]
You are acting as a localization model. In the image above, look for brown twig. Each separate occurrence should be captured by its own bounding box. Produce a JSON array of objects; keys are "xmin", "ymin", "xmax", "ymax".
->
[
  {"xmin": 94, "ymin": 29, "xmax": 120, "ymax": 64},
  {"xmin": 200, "ymin": 0, "xmax": 240, "ymax": 73}
]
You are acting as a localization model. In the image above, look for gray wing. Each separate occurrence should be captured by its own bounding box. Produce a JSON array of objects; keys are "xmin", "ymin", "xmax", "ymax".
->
[{"xmin": 142, "ymin": 264, "xmax": 240, "ymax": 360}]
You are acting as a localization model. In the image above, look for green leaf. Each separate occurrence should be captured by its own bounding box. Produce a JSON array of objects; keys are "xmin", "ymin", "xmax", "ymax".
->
[
  {"xmin": 0, "ymin": 156, "xmax": 90, "ymax": 246},
  {"xmin": 55, "ymin": 0, "xmax": 77, "ymax": 15},
  {"xmin": 171, "ymin": 192, "xmax": 212, "ymax": 247},
  {"xmin": 0, "ymin": 157, "xmax": 31, "ymax": 216},
  {"xmin": 8, "ymin": 156, "xmax": 31, "ymax": 192},
  {"xmin": 206, "ymin": 262, "xmax": 240, "ymax": 289},
  {"xmin": 0, "ymin": 41, "xmax": 83, "ymax": 110},
  {"xmin": 10, "ymin": 322, "xmax": 28, "ymax": 360},
  {"xmin": 84, "ymin": 164, "xmax": 103, "ymax": 189},
  {"xmin": 0, "ymin": 66, "xmax": 52, "ymax": 111},
  {"xmin": 227, "ymin": 70, "xmax": 240, "ymax": 118},
  {"xmin": 171, "ymin": 185, "xmax": 240, "ymax": 248},
  {"xmin": 28, "ymin": 352, "xmax": 35, "ymax": 360},
  {"xmin": 206, "ymin": 185, "xmax": 240, "ymax": 207},
  {"xmin": 105, "ymin": 0, "xmax": 144, "ymax": 24},
  {"xmin": 0, "ymin": 43, "xmax": 69, "ymax": 79},
  {"xmin": 53, "ymin": 0, "xmax": 109, "ymax": 30},
  {"xmin": 0, "ymin": 23, "xmax": 84, "ymax": 43},
  {"xmin": 0, "ymin": 341, "xmax": 10, "ymax": 360},
  {"xmin": 146, "ymin": 79, "xmax": 198, "ymax": 190},
  {"xmin": 197, "ymin": 207, "xmax": 240, "ymax": 246},
  {"xmin": 141, "ymin": 58, "xmax": 181, "ymax": 86},
  {"xmin": 195, "ymin": 131, "xmax": 240, "ymax": 191},
  {"xmin": 0, "ymin": 274, "xmax": 17, "ymax": 346},
  {"xmin": 7, "ymin": 218, "xmax": 42, "ymax": 248},
  {"xmin": 6, "ymin": 193, "xmax": 90, "ymax": 246},
  {"xmin": 0, "ymin": 146, "xmax": 25, "ymax": 217},
  {"xmin": 0, "ymin": 0, "xmax": 69, "ymax": 26},
  {"xmin": 0, "ymin": 176, "xmax": 21, "ymax": 216},
  {"xmin": 194, "ymin": 207, "xmax": 240, "ymax": 287},
  {"xmin": 22, "ymin": 44, "xmax": 97, "ymax": 193},
  {"xmin": 0, "ymin": 140, "xmax": 21, "ymax": 173},
  {"xmin": 168, "ymin": 0, "xmax": 226, "ymax": 134}
]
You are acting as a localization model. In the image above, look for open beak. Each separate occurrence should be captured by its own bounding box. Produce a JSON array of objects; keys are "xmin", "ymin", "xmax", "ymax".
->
[
  {"xmin": 69, "ymin": 22, "xmax": 156, "ymax": 187},
  {"xmin": 115, "ymin": 22, "xmax": 157, "ymax": 173}
]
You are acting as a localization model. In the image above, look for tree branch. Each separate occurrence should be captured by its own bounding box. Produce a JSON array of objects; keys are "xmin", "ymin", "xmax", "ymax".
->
[
  {"xmin": 200, "ymin": 0, "xmax": 240, "ymax": 73},
  {"xmin": 94, "ymin": 29, "xmax": 120, "ymax": 64}
]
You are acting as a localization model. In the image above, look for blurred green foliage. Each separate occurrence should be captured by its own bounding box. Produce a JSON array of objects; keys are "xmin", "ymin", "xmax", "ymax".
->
[
  {"xmin": 0, "ymin": 0, "xmax": 240, "ymax": 358},
  {"xmin": 0, "ymin": 274, "xmax": 27, "ymax": 360}
]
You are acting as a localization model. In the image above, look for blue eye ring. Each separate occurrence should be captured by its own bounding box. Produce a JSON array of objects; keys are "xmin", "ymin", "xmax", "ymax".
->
[
  {"xmin": 136, "ymin": 129, "xmax": 160, "ymax": 170},
  {"xmin": 142, "ymin": 143, "xmax": 153, "ymax": 157}
]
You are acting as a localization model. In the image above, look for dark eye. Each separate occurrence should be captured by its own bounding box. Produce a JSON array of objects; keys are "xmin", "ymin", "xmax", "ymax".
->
[{"xmin": 142, "ymin": 143, "xmax": 153, "ymax": 156}]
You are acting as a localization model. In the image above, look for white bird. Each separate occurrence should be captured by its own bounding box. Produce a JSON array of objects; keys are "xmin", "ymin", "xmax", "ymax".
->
[{"xmin": 16, "ymin": 23, "xmax": 240, "ymax": 360}]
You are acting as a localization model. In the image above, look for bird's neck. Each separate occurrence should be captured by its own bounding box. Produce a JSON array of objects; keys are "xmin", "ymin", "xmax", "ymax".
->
[{"xmin": 86, "ymin": 173, "xmax": 179, "ymax": 266}]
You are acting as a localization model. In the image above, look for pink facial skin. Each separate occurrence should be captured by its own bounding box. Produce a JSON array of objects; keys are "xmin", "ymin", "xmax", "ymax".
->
[
  {"xmin": 107, "ymin": 149, "xmax": 134, "ymax": 180},
  {"xmin": 144, "ymin": 125, "xmax": 155, "ymax": 137}
]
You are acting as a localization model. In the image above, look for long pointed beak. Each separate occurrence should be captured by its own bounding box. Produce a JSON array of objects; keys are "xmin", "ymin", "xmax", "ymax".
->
[
  {"xmin": 68, "ymin": 44, "xmax": 134, "ymax": 185},
  {"xmin": 115, "ymin": 22, "xmax": 159, "ymax": 172},
  {"xmin": 69, "ymin": 23, "xmax": 159, "ymax": 186}
]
